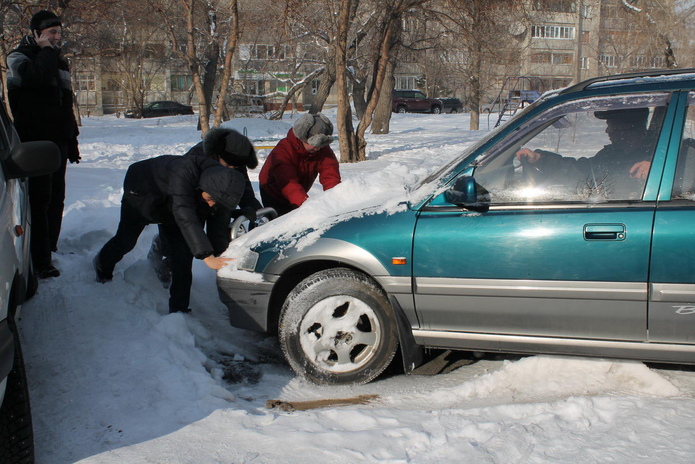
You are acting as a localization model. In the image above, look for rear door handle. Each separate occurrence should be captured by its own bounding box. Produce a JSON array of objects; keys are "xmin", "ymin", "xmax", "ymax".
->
[{"xmin": 584, "ymin": 223, "xmax": 626, "ymax": 241}]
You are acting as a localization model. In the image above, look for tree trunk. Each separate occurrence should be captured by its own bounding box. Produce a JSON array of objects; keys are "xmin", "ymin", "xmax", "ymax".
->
[
  {"xmin": 309, "ymin": 60, "xmax": 335, "ymax": 114},
  {"xmin": 213, "ymin": 0, "xmax": 239, "ymax": 127},
  {"xmin": 371, "ymin": 60, "xmax": 395, "ymax": 135},
  {"xmin": 336, "ymin": 0, "xmax": 358, "ymax": 163},
  {"xmin": 469, "ymin": 42, "xmax": 482, "ymax": 131}
]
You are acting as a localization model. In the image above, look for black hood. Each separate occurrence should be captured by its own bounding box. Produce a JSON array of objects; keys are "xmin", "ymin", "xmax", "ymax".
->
[{"xmin": 198, "ymin": 165, "xmax": 244, "ymax": 210}]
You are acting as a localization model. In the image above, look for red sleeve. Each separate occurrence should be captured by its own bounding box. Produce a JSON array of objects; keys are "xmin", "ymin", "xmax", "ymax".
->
[
  {"xmin": 318, "ymin": 149, "xmax": 341, "ymax": 191},
  {"xmin": 270, "ymin": 142, "xmax": 311, "ymax": 208}
]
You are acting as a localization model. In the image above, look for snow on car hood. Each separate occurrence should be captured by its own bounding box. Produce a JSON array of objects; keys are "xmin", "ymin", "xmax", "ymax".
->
[{"xmin": 218, "ymin": 161, "xmax": 438, "ymax": 280}]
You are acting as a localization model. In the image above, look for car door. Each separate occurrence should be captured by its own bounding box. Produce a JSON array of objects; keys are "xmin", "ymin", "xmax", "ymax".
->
[
  {"xmin": 649, "ymin": 91, "xmax": 695, "ymax": 344},
  {"xmin": 412, "ymin": 92, "xmax": 675, "ymax": 341}
]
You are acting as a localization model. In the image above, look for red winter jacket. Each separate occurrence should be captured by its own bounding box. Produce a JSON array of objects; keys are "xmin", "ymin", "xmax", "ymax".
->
[{"xmin": 259, "ymin": 128, "xmax": 341, "ymax": 208}]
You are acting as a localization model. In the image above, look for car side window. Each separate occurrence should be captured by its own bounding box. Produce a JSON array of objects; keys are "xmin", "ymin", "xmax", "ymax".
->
[
  {"xmin": 471, "ymin": 93, "xmax": 669, "ymax": 204},
  {"xmin": 671, "ymin": 93, "xmax": 695, "ymax": 200}
]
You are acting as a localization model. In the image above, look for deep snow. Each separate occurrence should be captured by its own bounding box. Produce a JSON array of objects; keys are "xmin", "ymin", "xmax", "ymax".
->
[{"xmin": 17, "ymin": 110, "xmax": 695, "ymax": 464}]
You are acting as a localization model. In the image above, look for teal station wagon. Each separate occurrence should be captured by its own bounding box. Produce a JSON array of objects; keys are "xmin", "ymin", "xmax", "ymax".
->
[{"xmin": 218, "ymin": 69, "xmax": 695, "ymax": 385}]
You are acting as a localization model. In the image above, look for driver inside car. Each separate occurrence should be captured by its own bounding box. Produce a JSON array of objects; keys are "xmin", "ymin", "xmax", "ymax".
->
[{"xmin": 515, "ymin": 108, "xmax": 655, "ymax": 199}]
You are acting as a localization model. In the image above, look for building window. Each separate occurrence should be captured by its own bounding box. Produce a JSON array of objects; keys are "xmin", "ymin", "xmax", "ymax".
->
[
  {"xmin": 599, "ymin": 54, "xmax": 617, "ymax": 68},
  {"xmin": 395, "ymin": 76, "xmax": 418, "ymax": 90},
  {"xmin": 74, "ymin": 73, "xmax": 96, "ymax": 91},
  {"xmin": 531, "ymin": 25, "xmax": 575, "ymax": 40},
  {"xmin": 311, "ymin": 79, "xmax": 320, "ymax": 95},
  {"xmin": 582, "ymin": 31, "xmax": 590, "ymax": 44},
  {"xmin": 581, "ymin": 56, "xmax": 590, "ymax": 70},
  {"xmin": 649, "ymin": 56, "xmax": 665, "ymax": 68},
  {"xmin": 532, "ymin": 0, "xmax": 575, "ymax": 13},
  {"xmin": 251, "ymin": 45, "xmax": 288, "ymax": 60},
  {"xmin": 171, "ymin": 75, "xmax": 193, "ymax": 92},
  {"xmin": 531, "ymin": 51, "xmax": 574, "ymax": 65}
]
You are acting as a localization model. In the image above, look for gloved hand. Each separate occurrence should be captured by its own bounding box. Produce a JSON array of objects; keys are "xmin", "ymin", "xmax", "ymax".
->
[
  {"xmin": 67, "ymin": 138, "xmax": 80, "ymax": 164},
  {"xmin": 240, "ymin": 207, "xmax": 257, "ymax": 222}
]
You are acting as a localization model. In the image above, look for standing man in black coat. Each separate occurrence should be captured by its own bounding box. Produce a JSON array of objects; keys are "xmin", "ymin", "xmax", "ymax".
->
[
  {"xmin": 6, "ymin": 10, "xmax": 80, "ymax": 279},
  {"xmin": 94, "ymin": 156, "xmax": 245, "ymax": 314}
]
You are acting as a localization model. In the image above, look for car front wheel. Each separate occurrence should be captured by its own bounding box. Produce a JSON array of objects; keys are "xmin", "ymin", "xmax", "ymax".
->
[
  {"xmin": 432, "ymin": 106, "xmax": 442, "ymax": 114},
  {"xmin": 279, "ymin": 268, "xmax": 399, "ymax": 385},
  {"xmin": 397, "ymin": 106, "xmax": 407, "ymax": 113}
]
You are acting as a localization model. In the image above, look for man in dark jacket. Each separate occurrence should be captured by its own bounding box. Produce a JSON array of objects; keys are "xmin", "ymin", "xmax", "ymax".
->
[
  {"xmin": 94, "ymin": 156, "xmax": 245, "ymax": 314},
  {"xmin": 148, "ymin": 128, "xmax": 262, "ymax": 286},
  {"xmin": 259, "ymin": 113, "xmax": 341, "ymax": 215},
  {"xmin": 6, "ymin": 10, "xmax": 80, "ymax": 278}
]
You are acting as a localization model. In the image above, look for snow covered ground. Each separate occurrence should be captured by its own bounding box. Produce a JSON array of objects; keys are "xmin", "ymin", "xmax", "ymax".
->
[{"xmin": 18, "ymin": 110, "xmax": 695, "ymax": 463}]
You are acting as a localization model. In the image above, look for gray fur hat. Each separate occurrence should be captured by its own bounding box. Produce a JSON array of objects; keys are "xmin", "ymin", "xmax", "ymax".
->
[
  {"xmin": 293, "ymin": 113, "xmax": 334, "ymax": 148},
  {"xmin": 203, "ymin": 128, "xmax": 258, "ymax": 169}
]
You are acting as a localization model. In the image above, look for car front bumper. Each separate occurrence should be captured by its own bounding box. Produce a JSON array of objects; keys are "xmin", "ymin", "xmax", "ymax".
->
[{"xmin": 216, "ymin": 276, "xmax": 276, "ymax": 332}]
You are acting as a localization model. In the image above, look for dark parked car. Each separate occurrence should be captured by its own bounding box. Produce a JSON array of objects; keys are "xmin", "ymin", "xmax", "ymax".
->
[
  {"xmin": 218, "ymin": 68, "xmax": 695, "ymax": 386},
  {"xmin": 0, "ymin": 94, "xmax": 60, "ymax": 461},
  {"xmin": 439, "ymin": 98, "xmax": 464, "ymax": 113},
  {"xmin": 392, "ymin": 90, "xmax": 443, "ymax": 114},
  {"xmin": 124, "ymin": 100, "xmax": 194, "ymax": 118}
]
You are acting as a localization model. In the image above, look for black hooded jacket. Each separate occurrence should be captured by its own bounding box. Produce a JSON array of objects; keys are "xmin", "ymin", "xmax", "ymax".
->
[
  {"xmin": 6, "ymin": 35, "xmax": 79, "ymax": 143},
  {"xmin": 185, "ymin": 142, "xmax": 262, "ymax": 211},
  {"xmin": 123, "ymin": 155, "xmax": 244, "ymax": 259}
]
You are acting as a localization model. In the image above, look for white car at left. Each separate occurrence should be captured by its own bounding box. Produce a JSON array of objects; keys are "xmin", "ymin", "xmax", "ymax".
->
[{"xmin": 0, "ymin": 95, "xmax": 59, "ymax": 464}]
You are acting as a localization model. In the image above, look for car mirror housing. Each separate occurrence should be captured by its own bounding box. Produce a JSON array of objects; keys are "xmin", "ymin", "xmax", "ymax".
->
[
  {"xmin": 5, "ymin": 141, "xmax": 61, "ymax": 179},
  {"xmin": 444, "ymin": 176, "xmax": 490, "ymax": 212}
]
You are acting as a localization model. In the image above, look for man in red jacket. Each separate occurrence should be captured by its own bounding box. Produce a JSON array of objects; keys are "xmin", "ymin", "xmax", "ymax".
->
[{"xmin": 259, "ymin": 113, "xmax": 341, "ymax": 215}]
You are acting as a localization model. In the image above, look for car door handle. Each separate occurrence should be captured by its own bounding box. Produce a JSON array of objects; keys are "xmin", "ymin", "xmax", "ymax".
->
[{"xmin": 584, "ymin": 224, "xmax": 626, "ymax": 241}]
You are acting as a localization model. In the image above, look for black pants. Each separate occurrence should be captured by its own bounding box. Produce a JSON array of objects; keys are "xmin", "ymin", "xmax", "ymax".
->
[
  {"xmin": 260, "ymin": 187, "xmax": 294, "ymax": 217},
  {"xmin": 29, "ymin": 144, "xmax": 68, "ymax": 270},
  {"xmin": 97, "ymin": 201, "xmax": 194, "ymax": 313}
]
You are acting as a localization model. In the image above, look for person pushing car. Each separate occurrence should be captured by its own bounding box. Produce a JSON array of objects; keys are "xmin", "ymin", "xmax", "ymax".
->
[{"xmin": 93, "ymin": 155, "xmax": 244, "ymax": 314}]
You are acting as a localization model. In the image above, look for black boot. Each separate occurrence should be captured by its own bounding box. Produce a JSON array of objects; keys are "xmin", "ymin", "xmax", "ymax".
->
[
  {"xmin": 93, "ymin": 255, "xmax": 113, "ymax": 283},
  {"xmin": 37, "ymin": 264, "xmax": 60, "ymax": 279}
]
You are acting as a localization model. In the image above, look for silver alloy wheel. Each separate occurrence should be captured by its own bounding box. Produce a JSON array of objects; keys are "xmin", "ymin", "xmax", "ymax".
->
[{"xmin": 298, "ymin": 295, "xmax": 381, "ymax": 373}]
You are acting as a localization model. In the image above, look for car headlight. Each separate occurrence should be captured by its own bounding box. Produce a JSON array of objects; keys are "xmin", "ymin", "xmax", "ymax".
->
[{"xmin": 237, "ymin": 251, "xmax": 259, "ymax": 272}]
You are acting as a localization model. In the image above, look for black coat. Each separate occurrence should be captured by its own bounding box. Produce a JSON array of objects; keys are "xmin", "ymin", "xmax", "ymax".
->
[
  {"xmin": 6, "ymin": 36, "xmax": 79, "ymax": 144},
  {"xmin": 185, "ymin": 142, "xmax": 262, "ymax": 211},
  {"xmin": 123, "ymin": 155, "xmax": 244, "ymax": 259}
]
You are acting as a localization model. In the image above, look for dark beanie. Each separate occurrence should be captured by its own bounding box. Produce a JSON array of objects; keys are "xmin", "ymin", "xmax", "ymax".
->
[
  {"xmin": 203, "ymin": 128, "xmax": 258, "ymax": 169},
  {"xmin": 30, "ymin": 10, "xmax": 61, "ymax": 32},
  {"xmin": 198, "ymin": 165, "xmax": 244, "ymax": 210},
  {"xmin": 293, "ymin": 114, "xmax": 334, "ymax": 148}
]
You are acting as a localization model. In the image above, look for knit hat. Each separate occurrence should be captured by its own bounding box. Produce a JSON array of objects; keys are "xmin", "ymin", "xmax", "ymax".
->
[
  {"xmin": 203, "ymin": 128, "xmax": 258, "ymax": 169},
  {"xmin": 293, "ymin": 113, "xmax": 334, "ymax": 148},
  {"xmin": 198, "ymin": 165, "xmax": 245, "ymax": 210},
  {"xmin": 30, "ymin": 11, "xmax": 61, "ymax": 33},
  {"xmin": 594, "ymin": 108, "xmax": 649, "ymax": 126}
]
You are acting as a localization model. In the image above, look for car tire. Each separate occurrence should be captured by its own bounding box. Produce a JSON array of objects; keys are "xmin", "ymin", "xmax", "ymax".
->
[
  {"xmin": 397, "ymin": 106, "xmax": 407, "ymax": 114},
  {"xmin": 0, "ymin": 321, "xmax": 34, "ymax": 464},
  {"xmin": 24, "ymin": 267, "xmax": 38, "ymax": 302},
  {"xmin": 432, "ymin": 106, "xmax": 442, "ymax": 114},
  {"xmin": 449, "ymin": 108, "xmax": 458, "ymax": 114},
  {"xmin": 279, "ymin": 268, "xmax": 399, "ymax": 385}
]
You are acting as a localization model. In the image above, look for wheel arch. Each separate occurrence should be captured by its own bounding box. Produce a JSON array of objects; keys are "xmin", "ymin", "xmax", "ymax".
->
[{"xmin": 263, "ymin": 239, "xmax": 423, "ymax": 373}]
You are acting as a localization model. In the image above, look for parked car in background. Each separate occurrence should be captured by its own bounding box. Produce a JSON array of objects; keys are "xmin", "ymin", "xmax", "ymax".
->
[
  {"xmin": 439, "ymin": 98, "xmax": 464, "ymax": 113},
  {"xmin": 0, "ymin": 93, "xmax": 60, "ymax": 462},
  {"xmin": 218, "ymin": 68, "xmax": 695, "ymax": 386},
  {"xmin": 392, "ymin": 90, "xmax": 443, "ymax": 114},
  {"xmin": 124, "ymin": 101, "xmax": 194, "ymax": 119}
]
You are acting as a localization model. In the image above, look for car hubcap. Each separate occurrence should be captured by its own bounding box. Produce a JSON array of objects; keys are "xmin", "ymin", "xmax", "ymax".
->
[{"xmin": 299, "ymin": 296, "xmax": 381, "ymax": 373}]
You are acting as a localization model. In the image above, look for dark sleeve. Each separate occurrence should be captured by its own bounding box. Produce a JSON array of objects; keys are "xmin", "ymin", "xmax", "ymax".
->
[
  {"xmin": 168, "ymin": 166, "xmax": 215, "ymax": 259},
  {"xmin": 8, "ymin": 47, "xmax": 60, "ymax": 86},
  {"xmin": 206, "ymin": 207, "xmax": 233, "ymax": 255},
  {"xmin": 236, "ymin": 167, "xmax": 263, "ymax": 210}
]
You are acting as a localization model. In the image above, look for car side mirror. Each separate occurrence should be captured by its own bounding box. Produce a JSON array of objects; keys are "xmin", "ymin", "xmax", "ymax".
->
[
  {"xmin": 444, "ymin": 176, "xmax": 490, "ymax": 212},
  {"xmin": 4, "ymin": 141, "xmax": 61, "ymax": 179}
]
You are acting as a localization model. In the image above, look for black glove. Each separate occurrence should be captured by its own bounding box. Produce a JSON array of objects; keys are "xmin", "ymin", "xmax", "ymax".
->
[
  {"xmin": 67, "ymin": 138, "xmax": 80, "ymax": 164},
  {"xmin": 240, "ymin": 207, "xmax": 257, "ymax": 222}
]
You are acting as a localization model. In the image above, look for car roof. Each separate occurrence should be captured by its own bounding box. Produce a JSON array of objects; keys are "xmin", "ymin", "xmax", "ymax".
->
[{"xmin": 559, "ymin": 68, "xmax": 695, "ymax": 95}]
